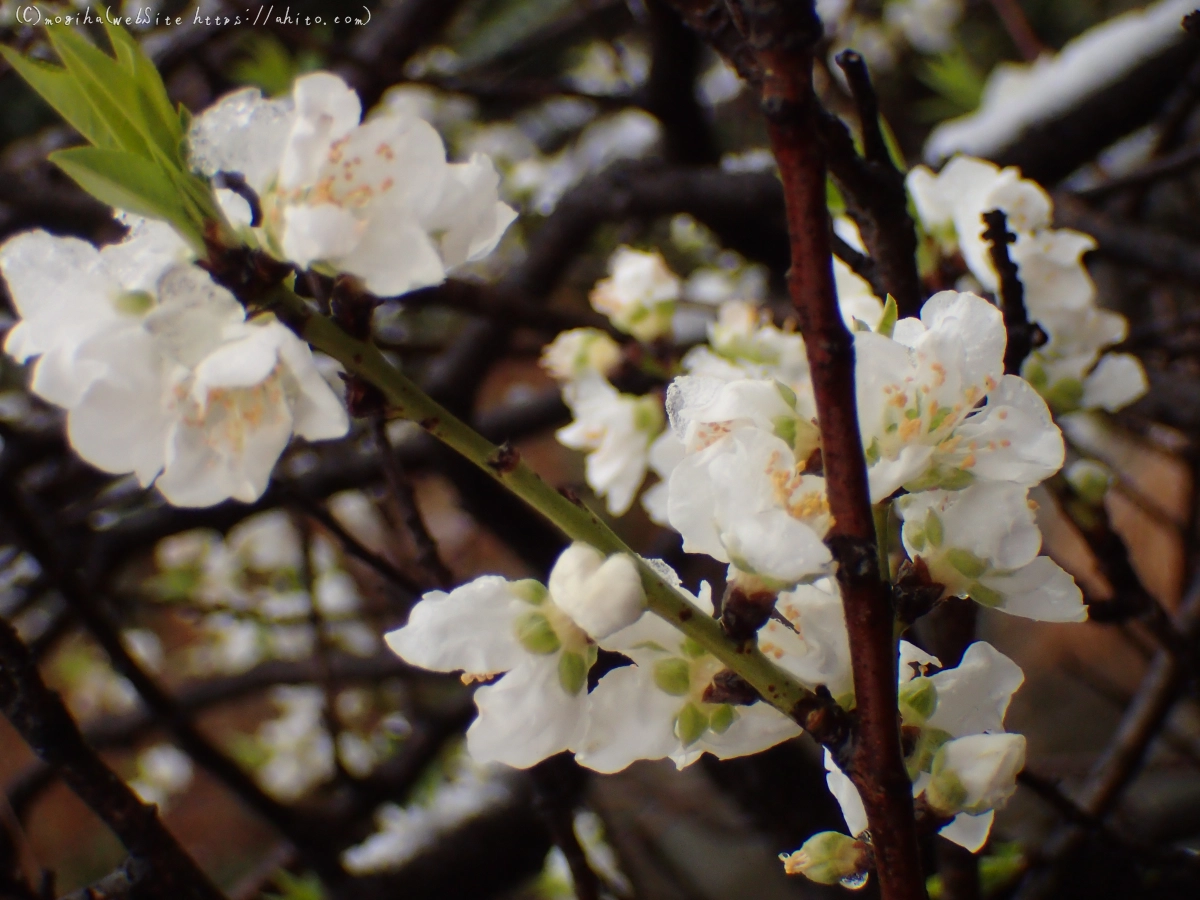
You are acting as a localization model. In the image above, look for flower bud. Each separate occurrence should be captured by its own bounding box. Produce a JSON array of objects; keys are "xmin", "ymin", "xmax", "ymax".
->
[
  {"xmin": 926, "ymin": 732, "xmax": 1026, "ymax": 816},
  {"xmin": 540, "ymin": 328, "xmax": 622, "ymax": 381},
  {"xmin": 1065, "ymin": 459, "xmax": 1112, "ymax": 506},
  {"xmin": 548, "ymin": 543, "xmax": 647, "ymax": 640},
  {"xmin": 780, "ymin": 831, "xmax": 869, "ymax": 886},
  {"xmin": 590, "ymin": 247, "xmax": 679, "ymax": 342}
]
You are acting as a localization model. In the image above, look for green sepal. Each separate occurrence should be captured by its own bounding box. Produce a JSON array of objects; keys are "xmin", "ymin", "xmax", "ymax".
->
[
  {"xmin": 675, "ymin": 702, "xmax": 709, "ymax": 746},
  {"xmin": 967, "ymin": 581, "xmax": 1004, "ymax": 609},
  {"xmin": 514, "ymin": 611, "xmax": 560, "ymax": 655},
  {"xmin": 510, "ymin": 579, "xmax": 548, "ymax": 606},
  {"xmin": 653, "ymin": 657, "xmax": 691, "ymax": 696},
  {"xmin": 925, "ymin": 510, "xmax": 944, "ymax": 548},
  {"xmin": 946, "ymin": 548, "xmax": 987, "ymax": 579},
  {"xmin": 876, "ymin": 294, "xmax": 898, "ymax": 338},
  {"xmin": 557, "ymin": 651, "xmax": 588, "ymax": 695},
  {"xmin": 709, "ymin": 703, "xmax": 735, "ymax": 734}
]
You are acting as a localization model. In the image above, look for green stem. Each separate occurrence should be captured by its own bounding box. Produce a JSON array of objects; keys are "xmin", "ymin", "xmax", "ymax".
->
[
  {"xmin": 874, "ymin": 503, "xmax": 892, "ymax": 583},
  {"xmin": 271, "ymin": 288, "xmax": 820, "ymax": 721}
]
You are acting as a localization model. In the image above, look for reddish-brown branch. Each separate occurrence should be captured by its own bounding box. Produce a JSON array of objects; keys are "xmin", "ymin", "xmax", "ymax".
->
[{"xmin": 752, "ymin": 12, "xmax": 926, "ymax": 900}]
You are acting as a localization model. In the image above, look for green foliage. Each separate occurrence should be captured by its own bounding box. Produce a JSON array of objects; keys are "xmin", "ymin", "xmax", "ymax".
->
[
  {"xmin": 265, "ymin": 870, "xmax": 326, "ymax": 900},
  {"xmin": 230, "ymin": 33, "xmax": 322, "ymax": 97},
  {"xmin": 2, "ymin": 22, "xmax": 226, "ymax": 251},
  {"xmin": 914, "ymin": 48, "xmax": 986, "ymax": 122},
  {"xmin": 454, "ymin": 0, "xmax": 575, "ymax": 69},
  {"xmin": 926, "ymin": 842, "xmax": 1025, "ymax": 899}
]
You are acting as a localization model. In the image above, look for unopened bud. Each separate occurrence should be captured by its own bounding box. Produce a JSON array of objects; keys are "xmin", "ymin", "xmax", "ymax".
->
[
  {"xmin": 780, "ymin": 831, "xmax": 869, "ymax": 886},
  {"xmin": 548, "ymin": 543, "xmax": 646, "ymax": 640},
  {"xmin": 927, "ymin": 733, "xmax": 1025, "ymax": 816},
  {"xmin": 540, "ymin": 328, "xmax": 622, "ymax": 381}
]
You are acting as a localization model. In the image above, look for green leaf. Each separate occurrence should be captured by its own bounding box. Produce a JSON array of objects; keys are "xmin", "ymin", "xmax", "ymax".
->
[
  {"xmin": 45, "ymin": 25, "xmax": 177, "ymax": 166},
  {"xmin": 48, "ymin": 147, "xmax": 201, "ymax": 248},
  {"xmin": 0, "ymin": 47, "xmax": 120, "ymax": 149},
  {"xmin": 454, "ymin": 0, "xmax": 575, "ymax": 69},
  {"xmin": 102, "ymin": 20, "xmax": 184, "ymax": 162}
]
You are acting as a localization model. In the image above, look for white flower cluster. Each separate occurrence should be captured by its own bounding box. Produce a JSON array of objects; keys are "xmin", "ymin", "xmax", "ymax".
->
[
  {"xmin": 0, "ymin": 215, "xmax": 348, "ymax": 507},
  {"xmin": 908, "ymin": 156, "xmax": 1147, "ymax": 416},
  {"xmin": 189, "ymin": 72, "xmax": 516, "ymax": 297},
  {"xmin": 153, "ymin": 508, "xmax": 378, "ymax": 675}
]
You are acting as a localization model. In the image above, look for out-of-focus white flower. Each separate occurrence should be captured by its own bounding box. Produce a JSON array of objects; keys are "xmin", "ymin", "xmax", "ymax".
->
[
  {"xmin": 641, "ymin": 429, "xmax": 685, "ymax": 526},
  {"xmin": 557, "ymin": 375, "xmax": 663, "ymax": 516},
  {"xmin": 578, "ymin": 566, "xmax": 800, "ymax": 772},
  {"xmin": 589, "ymin": 247, "xmax": 681, "ymax": 342},
  {"xmin": 189, "ymin": 72, "xmax": 516, "ymax": 296},
  {"xmin": 129, "ymin": 743, "xmax": 194, "ymax": 810},
  {"xmin": 342, "ymin": 758, "xmax": 511, "ymax": 873},
  {"xmin": 566, "ymin": 40, "xmax": 649, "ymax": 96},
  {"xmin": 510, "ymin": 110, "xmax": 662, "ymax": 214},
  {"xmin": 697, "ymin": 57, "xmax": 745, "ymax": 107},
  {"xmin": 898, "ymin": 483, "xmax": 1086, "ymax": 622},
  {"xmin": 0, "ymin": 219, "xmax": 189, "ymax": 407},
  {"xmin": 540, "ymin": 328, "xmax": 623, "ymax": 382},
  {"xmin": 884, "ymin": 0, "xmax": 963, "ymax": 54},
  {"xmin": 256, "ymin": 685, "xmax": 335, "ymax": 800},
  {"xmin": 856, "ymin": 291, "xmax": 1063, "ymax": 500}
]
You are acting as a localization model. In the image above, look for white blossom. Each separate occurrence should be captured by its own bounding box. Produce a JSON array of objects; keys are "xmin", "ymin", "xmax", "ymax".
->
[
  {"xmin": 589, "ymin": 247, "xmax": 681, "ymax": 342},
  {"xmin": 387, "ymin": 544, "xmax": 641, "ymax": 768},
  {"xmin": 578, "ymin": 569, "xmax": 800, "ymax": 772},
  {"xmin": 857, "ymin": 290, "xmax": 1064, "ymax": 500},
  {"xmin": 556, "ymin": 376, "xmax": 663, "ymax": 516},
  {"xmin": 65, "ymin": 265, "xmax": 348, "ymax": 506},
  {"xmin": 926, "ymin": 733, "xmax": 1026, "ymax": 816},
  {"xmin": 129, "ymin": 743, "xmax": 194, "ymax": 810},
  {"xmin": 641, "ymin": 429, "xmax": 685, "ymax": 526},
  {"xmin": 342, "ymin": 759, "xmax": 512, "ymax": 874},
  {"xmin": 665, "ymin": 418, "xmax": 831, "ymax": 587},
  {"xmin": 898, "ymin": 483, "xmax": 1087, "ymax": 622},
  {"xmin": 256, "ymin": 685, "xmax": 335, "ymax": 800},
  {"xmin": 189, "ymin": 72, "xmax": 516, "ymax": 296},
  {"xmin": 540, "ymin": 328, "xmax": 623, "ymax": 382},
  {"xmin": 884, "ymin": 0, "xmax": 963, "ymax": 54},
  {"xmin": 824, "ymin": 641, "xmax": 1025, "ymax": 852}
]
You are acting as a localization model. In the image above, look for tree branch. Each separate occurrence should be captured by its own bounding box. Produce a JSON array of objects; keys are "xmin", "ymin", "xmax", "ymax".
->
[
  {"xmin": 749, "ymin": 5, "xmax": 925, "ymax": 899},
  {"xmin": 982, "ymin": 209, "xmax": 1036, "ymax": 375},
  {"xmin": 0, "ymin": 617, "xmax": 225, "ymax": 900}
]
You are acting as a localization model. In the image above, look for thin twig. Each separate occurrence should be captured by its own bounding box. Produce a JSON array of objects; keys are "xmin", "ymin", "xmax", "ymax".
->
[
  {"xmin": 371, "ymin": 417, "xmax": 453, "ymax": 589},
  {"xmin": 0, "ymin": 483, "xmax": 349, "ymax": 887},
  {"xmin": 982, "ymin": 209, "xmax": 1035, "ymax": 375},
  {"xmin": 823, "ymin": 50, "xmax": 923, "ymax": 318},
  {"xmin": 531, "ymin": 757, "xmax": 602, "ymax": 900},
  {"xmin": 986, "ymin": 0, "xmax": 1046, "ymax": 62}
]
